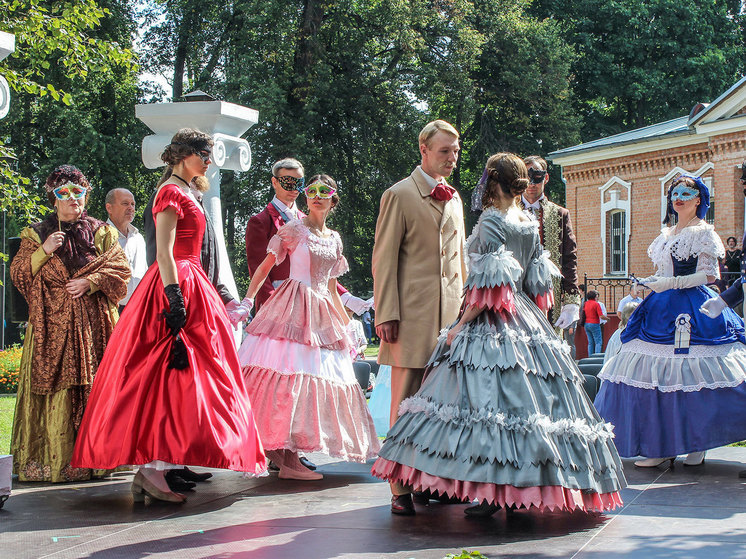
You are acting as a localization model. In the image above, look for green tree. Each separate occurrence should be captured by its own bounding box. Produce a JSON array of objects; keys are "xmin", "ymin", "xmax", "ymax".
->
[
  {"xmin": 0, "ymin": 0, "xmax": 138, "ymax": 226},
  {"xmin": 530, "ymin": 0, "xmax": 746, "ymax": 140}
]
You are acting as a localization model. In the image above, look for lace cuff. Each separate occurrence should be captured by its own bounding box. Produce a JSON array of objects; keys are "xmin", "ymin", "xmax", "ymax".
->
[
  {"xmin": 697, "ymin": 252, "xmax": 720, "ymax": 278},
  {"xmin": 267, "ymin": 219, "xmax": 306, "ymax": 264}
]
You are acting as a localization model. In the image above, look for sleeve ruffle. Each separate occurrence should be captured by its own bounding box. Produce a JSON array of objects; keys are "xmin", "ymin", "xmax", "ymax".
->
[
  {"xmin": 152, "ymin": 184, "xmax": 185, "ymax": 219},
  {"xmin": 524, "ymin": 250, "xmax": 562, "ymax": 299},
  {"xmin": 463, "ymin": 247, "xmax": 523, "ymax": 313},
  {"xmin": 330, "ymin": 232, "xmax": 349, "ymax": 278},
  {"xmin": 267, "ymin": 219, "xmax": 306, "ymax": 265}
]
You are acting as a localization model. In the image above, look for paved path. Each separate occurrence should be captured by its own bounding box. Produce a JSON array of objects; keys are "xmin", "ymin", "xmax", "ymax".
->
[{"xmin": 3, "ymin": 447, "xmax": 746, "ymax": 558}]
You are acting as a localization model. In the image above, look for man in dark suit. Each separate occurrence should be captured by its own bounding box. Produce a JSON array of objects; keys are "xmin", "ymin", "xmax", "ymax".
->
[
  {"xmin": 144, "ymin": 175, "xmax": 239, "ymax": 491},
  {"xmin": 521, "ymin": 155, "xmax": 582, "ymax": 337},
  {"xmin": 245, "ymin": 158, "xmax": 371, "ymax": 314}
]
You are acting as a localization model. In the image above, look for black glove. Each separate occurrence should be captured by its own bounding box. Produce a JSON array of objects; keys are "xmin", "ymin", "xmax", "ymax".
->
[
  {"xmin": 163, "ymin": 284, "xmax": 186, "ymax": 335},
  {"xmin": 163, "ymin": 284, "xmax": 189, "ymax": 370}
]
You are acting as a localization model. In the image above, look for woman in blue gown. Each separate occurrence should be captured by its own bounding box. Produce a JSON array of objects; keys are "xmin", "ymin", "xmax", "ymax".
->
[{"xmin": 595, "ymin": 175, "xmax": 746, "ymax": 467}]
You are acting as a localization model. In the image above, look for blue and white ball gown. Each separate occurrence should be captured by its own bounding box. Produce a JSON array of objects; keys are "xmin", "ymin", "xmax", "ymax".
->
[
  {"xmin": 372, "ymin": 208, "xmax": 626, "ymax": 512},
  {"xmin": 595, "ymin": 223, "xmax": 746, "ymax": 458}
]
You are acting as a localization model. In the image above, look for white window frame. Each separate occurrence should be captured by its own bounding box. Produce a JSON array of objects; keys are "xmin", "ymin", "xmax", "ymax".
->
[{"xmin": 600, "ymin": 176, "xmax": 631, "ymax": 277}]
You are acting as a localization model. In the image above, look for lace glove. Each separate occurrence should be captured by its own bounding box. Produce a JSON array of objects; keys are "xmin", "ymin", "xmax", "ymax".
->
[
  {"xmin": 163, "ymin": 284, "xmax": 188, "ymax": 370},
  {"xmin": 226, "ymin": 297, "xmax": 254, "ymax": 327},
  {"xmin": 700, "ymin": 296, "xmax": 728, "ymax": 319},
  {"xmin": 163, "ymin": 284, "xmax": 187, "ymax": 335},
  {"xmin": 554, "ymin": 303, "xmax": 580, "ymax": 329},
  {"xmin": 340, "ymin": 292, "xmax": 373, "ymax": 315}
]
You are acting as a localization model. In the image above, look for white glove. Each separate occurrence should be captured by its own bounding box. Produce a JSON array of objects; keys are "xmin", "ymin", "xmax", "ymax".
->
[
  {"xmin": 700, "ymin": 296, "xmax": 728, "ymax": 319},
  {"xmin": 633, "ymin": 275, "xmax": 656, "ymax": 287},
  {"xmin": 340, "ymin": 292, "xmax": 373, "ymax": 315},
  {"xmin": 645, "ymin": 272, "xmax": 707, "ymax": 293},
  {"xmin": 554, "ymin": 303, "xmax": 579, "ymax": 329},
  {"xmin": 226, "ymin": 297, "xmax": 254, "ymax": 327}
]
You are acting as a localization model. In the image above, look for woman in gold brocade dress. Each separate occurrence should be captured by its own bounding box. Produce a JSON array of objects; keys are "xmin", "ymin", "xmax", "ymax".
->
[{"xmin": 10, "ymin": 165, "xmax": 130, "ymax": 482}]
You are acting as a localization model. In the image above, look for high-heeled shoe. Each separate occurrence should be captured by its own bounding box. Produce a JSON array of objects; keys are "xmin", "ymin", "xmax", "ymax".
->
[
  {"xmin": 634, "ymin": 456, "xmax": 676, "ymax": 468},
  {"xmin": 131, "ymin": 471, "xmax": 186, "ymax": 503},
  {"xmin": 683, "ymin": 451, "xmax": 706, "ymax": 466},
  {"xmin": 464, "ymin": 501, "xmax": 500, "ymax": 517}
]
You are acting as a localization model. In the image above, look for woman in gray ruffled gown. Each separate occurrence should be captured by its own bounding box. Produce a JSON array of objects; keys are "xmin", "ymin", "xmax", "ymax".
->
[{"xmin": 372, "ymin": 153, "xmax": 626, "ymax": 517}]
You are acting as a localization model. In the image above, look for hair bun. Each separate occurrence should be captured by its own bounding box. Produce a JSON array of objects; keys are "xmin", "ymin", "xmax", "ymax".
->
[{"xmin": 511, "ymin": 177, "xmax": 529, "ymax": 195}]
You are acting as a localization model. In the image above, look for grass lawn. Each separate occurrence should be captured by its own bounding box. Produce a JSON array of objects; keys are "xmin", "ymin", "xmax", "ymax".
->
[
  {"xmin": 0, "ymin": 396, "xmax": 15, "ymax": 455},
  {"xmin": 364, "ymin": 344, "xmax": 379, "ymax": 358}
]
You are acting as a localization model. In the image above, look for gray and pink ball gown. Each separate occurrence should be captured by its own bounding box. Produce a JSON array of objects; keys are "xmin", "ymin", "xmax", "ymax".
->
[{"xmin": 372, "ymin": 207, "xmax": 626, "ymax": 512}]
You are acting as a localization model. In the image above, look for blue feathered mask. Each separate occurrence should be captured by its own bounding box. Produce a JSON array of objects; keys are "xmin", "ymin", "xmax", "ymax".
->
[{"xmin": 663, "ymin": 174, "xmax": 710, "ymax": 225}]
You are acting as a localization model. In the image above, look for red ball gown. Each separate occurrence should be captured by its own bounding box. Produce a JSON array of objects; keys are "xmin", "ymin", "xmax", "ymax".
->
[{"xmin": 72, "ymin": 183, "xmax": 266, "ymax": 474}]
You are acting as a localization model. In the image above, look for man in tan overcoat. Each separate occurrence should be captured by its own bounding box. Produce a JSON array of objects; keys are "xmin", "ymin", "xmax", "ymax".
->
[{"xmin": 372, "ymin": 120, "xmax": 467, "ymax": 514}]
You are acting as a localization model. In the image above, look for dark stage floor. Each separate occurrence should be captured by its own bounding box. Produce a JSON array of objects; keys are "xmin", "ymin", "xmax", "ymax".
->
[{"xmin": 3, "ymin": 447, "xmax": 746, "ymax": 559}]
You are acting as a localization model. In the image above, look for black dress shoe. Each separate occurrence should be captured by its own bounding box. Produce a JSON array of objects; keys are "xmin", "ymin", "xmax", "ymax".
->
[
  {"xmin": 179, "ymin": 466, "xmax": 213, "ymax": 482},
  {"xmin": 165, "ymin": 471, "xmax": 197, "ymax": 492},
  {"xmin": 464, "ymin": 501, "xmax": 500, "ymax": 517},
  {"xmin": 299, "ymin": 456, "xmax": 317, "ymax": 471},
  {"xmin": 391, "ymin": 494, "xmax": 416, "ymax": 516},
  {"xmin": 739, "ymin": 469, "xmax": 746, "ymax": 479},
  {"xmin": 268, "ymin": 460, "xmax": 280, "ymax": 472},
  {"xmin": 412, "ymin": 490, "xmax": 431, "ymax": 505}
]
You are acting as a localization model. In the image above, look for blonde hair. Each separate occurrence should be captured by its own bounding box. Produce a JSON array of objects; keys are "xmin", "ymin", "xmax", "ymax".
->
[{"xmin": 418, "ymin": 120, "xmax": 459, "ymax": 148}]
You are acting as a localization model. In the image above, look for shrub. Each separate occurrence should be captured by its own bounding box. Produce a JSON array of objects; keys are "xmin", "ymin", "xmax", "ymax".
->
[{"xmin": 0, "ymin": 346, "xmax": 22, "ymax": 394}]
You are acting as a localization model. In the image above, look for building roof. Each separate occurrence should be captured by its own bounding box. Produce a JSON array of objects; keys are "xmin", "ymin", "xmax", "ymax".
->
[{"xmin": 548, "ymin": 116, "xmax": 692, "ymax": 158}]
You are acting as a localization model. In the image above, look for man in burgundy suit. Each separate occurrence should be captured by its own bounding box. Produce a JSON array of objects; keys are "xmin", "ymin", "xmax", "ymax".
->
[{"xmin": 245, "ymin": 158, "xmax": 371, "ymax": 313}]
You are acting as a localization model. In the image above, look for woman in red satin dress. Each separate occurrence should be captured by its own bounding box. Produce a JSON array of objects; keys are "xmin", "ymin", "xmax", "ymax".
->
[{"xmin": 72, "ymin": 129, "xmax": 266, "ymax": 503}]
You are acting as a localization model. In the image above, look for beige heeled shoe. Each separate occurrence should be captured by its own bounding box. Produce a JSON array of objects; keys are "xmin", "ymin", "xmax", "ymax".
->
[
  {"xmin": 634, "ymin": 456, "xmax": 675, "ymax": 468},
  {"xmin": 278, "ymin": 450, "xmax": 323, "ymax": 480},
  {"xmin": 131, "ymin": 471, "xmax": 186, "ymax": 503}
]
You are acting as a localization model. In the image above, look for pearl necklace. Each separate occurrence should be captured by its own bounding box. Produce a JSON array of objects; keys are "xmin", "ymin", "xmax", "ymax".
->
[{"xmin": 674, "ymin": 216, "xmax": 699, "ymax": 235}]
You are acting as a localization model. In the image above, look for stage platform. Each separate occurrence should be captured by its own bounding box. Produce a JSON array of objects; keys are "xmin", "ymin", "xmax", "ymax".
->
[{"xmin": 3, "ymin": 447, "xmax": 746, "ymax": 558}]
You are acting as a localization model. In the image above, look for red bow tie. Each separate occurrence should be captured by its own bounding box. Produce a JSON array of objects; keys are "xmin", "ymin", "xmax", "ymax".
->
[{"xmin": 431, "ymin": 182, "xmax": 455, "ymax": 202}]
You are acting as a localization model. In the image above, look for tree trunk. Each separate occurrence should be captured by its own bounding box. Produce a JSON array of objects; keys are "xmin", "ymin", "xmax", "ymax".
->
[{"xmin": 288, "ymin": 0, "xmax": 328, "ymax": 109}]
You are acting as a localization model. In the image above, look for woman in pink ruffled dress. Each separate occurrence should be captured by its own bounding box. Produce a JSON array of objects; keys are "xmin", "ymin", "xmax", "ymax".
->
[{"xmin": 235, "ymin": 174, "xmax": 380, "ymax": 480}]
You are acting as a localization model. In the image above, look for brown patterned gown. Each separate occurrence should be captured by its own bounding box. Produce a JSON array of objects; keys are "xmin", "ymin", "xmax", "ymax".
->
[{"xmin": 10, "ymin": 213, "xmax": 129, "ymax": 482}]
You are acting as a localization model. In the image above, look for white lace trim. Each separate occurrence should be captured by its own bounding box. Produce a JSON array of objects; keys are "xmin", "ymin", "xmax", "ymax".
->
[
  {"xmin": 398, "ymin": 396, "xmax": 615, "ymax": 442},
  {"xmin": 618, "ymin": 338, "xmax": 746, "ymax": 358},
  {"xmin": 647, "ymin": 224, "xmax": 725, "ymax": 276},
  {"xmin": 600, "ymin": 340, "xmax": 746, "ymax": 392},
  {"xmin": 600, "ymin": 375, "xmax": 746, "ymax": 393}
]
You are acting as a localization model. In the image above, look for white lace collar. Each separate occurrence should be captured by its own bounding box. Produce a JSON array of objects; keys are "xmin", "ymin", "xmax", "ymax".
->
[{"xmin": 648, "ymin": 222, "xmax": 725, "ymax": 272}]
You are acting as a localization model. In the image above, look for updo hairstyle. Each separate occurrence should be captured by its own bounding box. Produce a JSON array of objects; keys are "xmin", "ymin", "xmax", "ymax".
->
[
  {"xmin": 157, "ymin": 128, "xmax": 214, "ymax": 191},
  {"xmin": 44, "ymin": 164, "xmax": 91, "ymax": 208},
  {"xmin": 481, "ymin": 152, "xmax": 529, "ymax": 208}
]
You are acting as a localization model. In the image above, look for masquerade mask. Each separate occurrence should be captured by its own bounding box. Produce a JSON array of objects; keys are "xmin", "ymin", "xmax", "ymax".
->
[
  {"xmin": 670, "ymin": 184, "xmax": 700, "ymax": 202},
  {"xmin": 196, "ymin": 150, "xmax": 211, "ymax": 164},
  {"xmin": 53, "ymin": 182, "xmax": 87, "ymax": 200},
  {"xmin": 528, "ymin": 168, "xmax": 547, "ymax": 184},
  {"xmin": 304, "ymin": 181, "xmax": 336, "ymax": 199},
  {"xmin": 276, "ymin": 175, "xmax": 305, "ymax": 192}
]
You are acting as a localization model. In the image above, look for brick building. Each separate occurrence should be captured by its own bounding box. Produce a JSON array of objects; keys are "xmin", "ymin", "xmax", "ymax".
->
[{"xmin": 549, "ymin": 76, "xmax": 746, "ymax": 314}]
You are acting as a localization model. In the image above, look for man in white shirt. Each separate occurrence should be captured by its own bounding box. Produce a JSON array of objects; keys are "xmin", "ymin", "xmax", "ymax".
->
[
  {"xmin": 105, "ymin": 188, "xmax": 147, "ymax": 312},
  {"xmin": 617, "ymin": 285, "xmax": 643, "ymax": 315}
]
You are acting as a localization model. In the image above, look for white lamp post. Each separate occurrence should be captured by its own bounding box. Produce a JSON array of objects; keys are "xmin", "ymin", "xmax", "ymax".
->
[{"xmin": 135, "ymin": 94, "xmax": 259, "ymax": 300}]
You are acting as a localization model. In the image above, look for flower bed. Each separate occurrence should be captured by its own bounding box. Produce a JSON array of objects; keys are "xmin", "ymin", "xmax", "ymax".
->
[{"xmin": 0, "ymin": 346, "xmax": 22, "ymax": 394}]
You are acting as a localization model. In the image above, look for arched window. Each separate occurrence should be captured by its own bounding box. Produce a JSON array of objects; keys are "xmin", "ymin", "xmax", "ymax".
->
[{"xmin": 600, "ymin": 177, "xmax": 631, "ymax": 277}]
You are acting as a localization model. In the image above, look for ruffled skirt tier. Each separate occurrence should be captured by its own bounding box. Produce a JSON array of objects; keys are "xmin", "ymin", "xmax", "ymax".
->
[
  {"xmin": 246, "ymin": 279, "xmax": 349, "ymax": 350},
  {"xmin": 238, "ymin": 283, "xmax": 380, "ymax": 462},
  {"xmin": 372, "ymin": 293, "xmax": 625, "ymax": 512}
]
